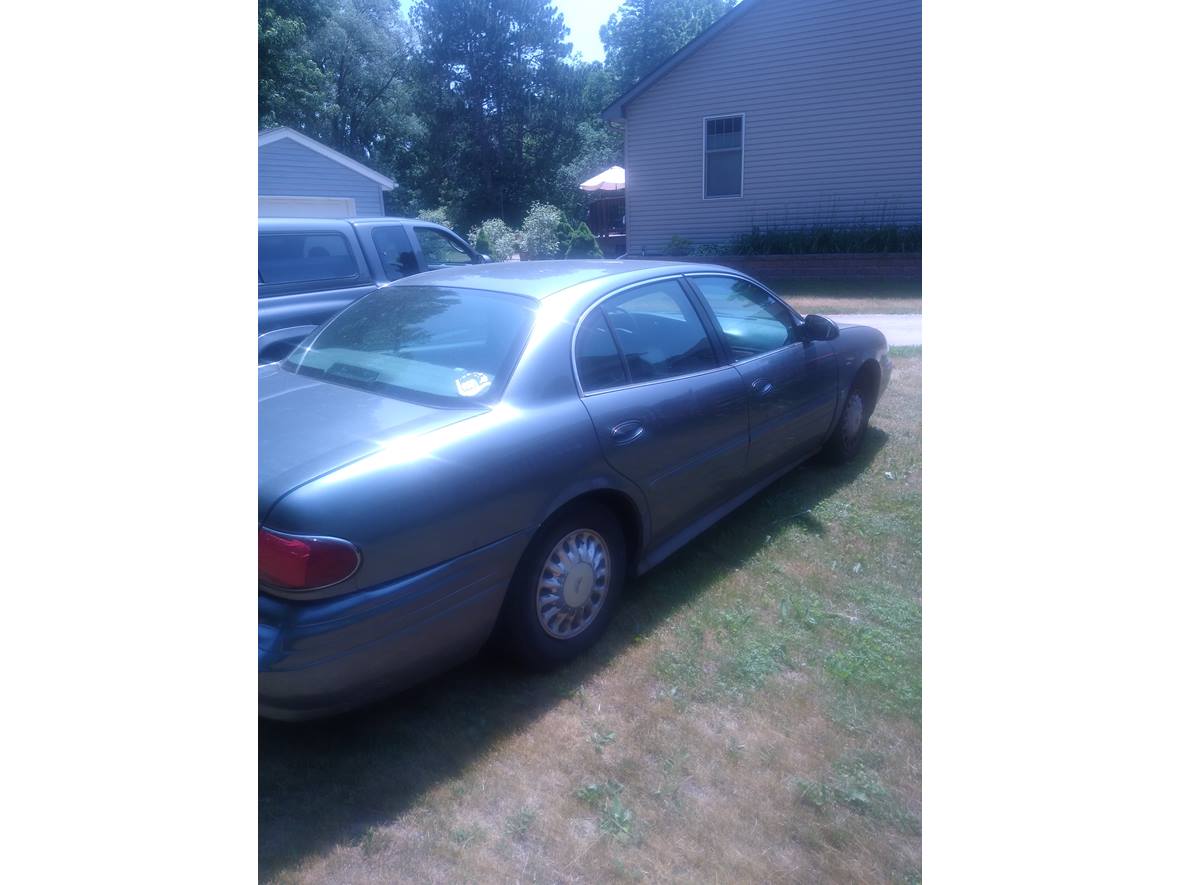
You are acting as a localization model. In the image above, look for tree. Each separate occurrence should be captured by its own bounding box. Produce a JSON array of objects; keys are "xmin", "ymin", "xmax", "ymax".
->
[
  {"xmin": 408, "ymin": 0, "xmax": 586, "ymax": 232},
  {"xmin": 310, "ymin": 1, "xmax": 420, "ymax": 177},
  {"xmin": 259, "ymin": 0, "xmax": 333, "ymax": 128},
  {"xmin": 565, "ymin": 221, "xmax": 603, "ymax": 258},
  {"xmin": 260, "ymin": 1, "xmax": 422, "ymax": 210},
  {"xmin": 600, "ymin": 0, "xmax": 736, "ymax": 92},
  {"xmin": 553, "ymin": 62, "xmax": 624, "ymax": 221}
]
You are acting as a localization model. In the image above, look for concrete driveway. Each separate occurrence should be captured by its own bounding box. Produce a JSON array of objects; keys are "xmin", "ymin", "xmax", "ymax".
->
[{"xmin": 836, "ymin": 314, "xmax": 922, "ymax": 347}]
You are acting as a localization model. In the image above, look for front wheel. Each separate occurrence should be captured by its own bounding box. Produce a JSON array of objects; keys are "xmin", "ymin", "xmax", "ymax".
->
[
  {"xmin": 823, "ymin": 385, "xmax": 869, "ymax": 463},
  {"xmin": 497, "ymin": 504, "xmax": 626, "ymax": 669}
]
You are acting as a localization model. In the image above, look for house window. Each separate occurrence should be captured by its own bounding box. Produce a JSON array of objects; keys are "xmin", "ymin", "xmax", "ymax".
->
[{"xmin": 704, "ymin": 115, "xmax": 743, "ymax": 198}]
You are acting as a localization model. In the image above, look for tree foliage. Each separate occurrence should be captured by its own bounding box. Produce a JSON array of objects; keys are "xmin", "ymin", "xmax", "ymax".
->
[{"xmin": 600, "ymin": 0, "xmax": 736, "ymax": 92}]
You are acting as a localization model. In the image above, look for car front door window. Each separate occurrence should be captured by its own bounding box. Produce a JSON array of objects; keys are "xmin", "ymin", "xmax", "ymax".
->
[
  {"xmin": 415, "ymin": 228, "xmax": 476, "ymax": 269},
  {"xmin": 690, "ymin": 275, "xmax": 797, "ymax": 359}
]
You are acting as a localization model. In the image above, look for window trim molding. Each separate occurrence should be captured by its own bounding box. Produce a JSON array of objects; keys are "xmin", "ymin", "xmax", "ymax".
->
[{"xmin": 702, "ymin": 113, "xmax": 745, "ymax": 200}]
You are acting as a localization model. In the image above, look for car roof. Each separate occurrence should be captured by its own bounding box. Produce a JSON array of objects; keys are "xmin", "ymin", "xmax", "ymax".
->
[
  {"xmin": 392, "ymin": 259, "xmax": 742, "ymax": 300},
  {"xmin": 258, "ymin": 217, "xmax": 454, "ymax": 230}
]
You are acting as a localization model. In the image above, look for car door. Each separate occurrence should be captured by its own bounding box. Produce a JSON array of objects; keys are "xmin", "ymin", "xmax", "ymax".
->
[
  {"xmin": 686, "ymin": 274, "xmax": 838, "ymax": 475},
  {"xmin": 574, "ymin": 278, "xmax": 749, "ymax": 545}
]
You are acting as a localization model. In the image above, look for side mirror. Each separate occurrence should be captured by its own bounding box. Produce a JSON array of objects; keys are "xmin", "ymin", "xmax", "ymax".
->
[
  {"xmin": 802, "ymin": 314, "xmax": 840, "ymax": 341},
  {"xmin": 479, "ymin": 253, "xmax": 492, "ymax": 263}
]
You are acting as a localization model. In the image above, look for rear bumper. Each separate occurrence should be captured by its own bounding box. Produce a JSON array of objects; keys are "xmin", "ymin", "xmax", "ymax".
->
[{"xmin": 258, "ymin": 530, "xmax": 530, "ymax": 720}]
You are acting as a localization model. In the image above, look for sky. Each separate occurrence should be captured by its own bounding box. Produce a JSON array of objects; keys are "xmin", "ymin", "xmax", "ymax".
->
[{"xmin": 552, "ymin": 0, "xmax": 624, "ymax": 63}]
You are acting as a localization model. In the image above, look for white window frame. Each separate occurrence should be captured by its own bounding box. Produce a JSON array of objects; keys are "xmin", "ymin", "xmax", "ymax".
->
[{"xmin": 702, "ymin": 113, "xmax": 745, "ymax": 200}]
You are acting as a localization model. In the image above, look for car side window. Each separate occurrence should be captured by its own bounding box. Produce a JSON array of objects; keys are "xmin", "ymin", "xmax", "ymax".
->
[
  {"xmin": 575, "ymin": 308, "xmax": 628, "ymax": 392},
  {"xmin": 601, "ymin": 281, "xmax": 719, "ymax": 383},
  {"xmin": 371, "ymin": 225, "xmax": 419, "ymax": 278},
  {"xmin": 258, "ymin": 233, "xmax": 359, "ymax": 285},
  {"xmin": 691, "ymin": 275, "xmax": 797, "ymax": 359},
  {"xmin": 415, "ymin": 228, "xmax": 476, "ymax": 268}
]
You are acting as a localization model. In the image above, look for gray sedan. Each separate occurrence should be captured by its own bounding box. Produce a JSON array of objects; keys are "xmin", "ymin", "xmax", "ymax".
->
[{"xmin": 259, "ymin": 260, "xmax": 891, "ymax": 719}]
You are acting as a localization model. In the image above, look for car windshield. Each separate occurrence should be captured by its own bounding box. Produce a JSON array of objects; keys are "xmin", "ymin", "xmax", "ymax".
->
[{"xmin": 283, "ymin": 286, "xmax": 535, "ymax": 407}]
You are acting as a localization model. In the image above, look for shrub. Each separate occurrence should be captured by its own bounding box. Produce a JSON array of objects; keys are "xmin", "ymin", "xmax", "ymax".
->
[
  {"xmin": 468, "ymin": 218, "xmax": 519, "ymax": 261},
  {"xmin": 565, "ymin": 221, "xmax": 603, "ymax": 258},
  {"xmin": 729, "ymin": 224, "xmax": 921, "ymax": 255},
  {"xmin": 665, "ymin": 234, "xmax": 692, "ymax": 256},
  {"xmin": 521, "ymin": 202, "xmax": 566, "ymax": 259},
  {"xmin": 691, "ymin": 242, "xmax": 726, "ymax": 256},
  {"xmin": 417, "ymin": 207, "xmax": 455, "ymax": 231}
]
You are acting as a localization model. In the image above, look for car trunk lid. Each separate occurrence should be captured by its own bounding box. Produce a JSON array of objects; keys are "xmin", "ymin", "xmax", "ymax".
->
[{"xmin": 258, "ymin": 364, "xmax": 482, "ymax": 519}]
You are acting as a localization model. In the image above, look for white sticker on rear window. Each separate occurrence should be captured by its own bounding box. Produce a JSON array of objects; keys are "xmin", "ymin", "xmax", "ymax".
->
[{"xmin": 454, "ymin": 371, "xmax": 492, "ymax": 397}]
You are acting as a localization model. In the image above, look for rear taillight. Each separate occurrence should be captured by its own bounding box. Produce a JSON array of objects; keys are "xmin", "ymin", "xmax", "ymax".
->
[{"xmin": 258, "ymin": 528, "xmax": 360, "ymax": 592}]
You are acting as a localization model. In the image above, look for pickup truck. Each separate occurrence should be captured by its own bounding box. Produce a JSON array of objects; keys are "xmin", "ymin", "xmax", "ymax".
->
[{"xmin": 258, "ymin": 217, "xmax": 487, "ymax": 363}]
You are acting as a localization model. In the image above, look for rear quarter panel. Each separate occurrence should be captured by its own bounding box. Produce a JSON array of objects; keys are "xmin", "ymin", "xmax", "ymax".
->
[{"xmin": 262, "ymin": 396, "xmax": 636, "ymax": 593}]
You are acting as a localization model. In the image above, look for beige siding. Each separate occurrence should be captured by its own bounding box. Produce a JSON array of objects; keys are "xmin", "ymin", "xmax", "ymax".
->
[{"xmin": 623, "ymin": 0, "xmax": 920, "ymax": 254}]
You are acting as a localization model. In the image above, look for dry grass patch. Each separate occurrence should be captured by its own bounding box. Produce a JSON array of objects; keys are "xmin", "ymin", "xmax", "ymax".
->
[
  {"xmin": 787, "ymin": 295, "xmax": 922, "ymax": 316},
  {"xmin": 261, "ymin": 353, "xmax": 922, "ymax": 884}
]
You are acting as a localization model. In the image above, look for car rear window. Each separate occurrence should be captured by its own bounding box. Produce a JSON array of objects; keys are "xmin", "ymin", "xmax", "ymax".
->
[
  {"xmin": 259, "ymin": 232, "xmax": 359, "ymax": 284},
  {"xmin": 282, "ymin": 286, "xmax": 534, "ymax": 406}
]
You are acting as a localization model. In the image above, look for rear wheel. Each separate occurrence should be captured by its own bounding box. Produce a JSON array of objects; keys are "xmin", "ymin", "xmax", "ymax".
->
[
  {"xmin": 824, "ymin": 384, "xmax": 869, "ymax": 463},
  {"xmin": 498, "ymin": 504, "xmax": 626, "ymax": 669}
]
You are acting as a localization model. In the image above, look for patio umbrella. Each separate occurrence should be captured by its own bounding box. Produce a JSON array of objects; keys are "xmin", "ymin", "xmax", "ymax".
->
[{"xmin": 579, "ymin": 165, "xmax": 626, "ymax": 192}]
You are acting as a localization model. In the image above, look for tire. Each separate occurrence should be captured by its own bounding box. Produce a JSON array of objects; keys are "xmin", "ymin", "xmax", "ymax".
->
[
  {"xmin": 823, "ymin": 383, "xmax": 870, "ymax": 463},
  {"xmin": 497, "ymin": 503, "xmax": 626, "ymax": 670}
]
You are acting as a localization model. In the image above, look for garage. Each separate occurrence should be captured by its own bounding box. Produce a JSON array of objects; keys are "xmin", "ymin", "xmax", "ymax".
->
[{"xmin": 258, "ymin": 127, "xmax": 396, "ymax": 218}]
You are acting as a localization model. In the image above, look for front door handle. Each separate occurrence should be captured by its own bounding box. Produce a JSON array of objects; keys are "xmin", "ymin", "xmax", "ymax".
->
[
  {"xmin": 751, "ymin": 378, "xmax": 775, "ymax": 398},
  {"xmin": 609, "ymin": 420, "xmax": 645, "ymax": 445}
]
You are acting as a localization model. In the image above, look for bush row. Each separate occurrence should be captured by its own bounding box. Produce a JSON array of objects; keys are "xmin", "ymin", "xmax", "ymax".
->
[{"xmin": 663, "ymin": 224, "xmax": 922, "ymax": 257}]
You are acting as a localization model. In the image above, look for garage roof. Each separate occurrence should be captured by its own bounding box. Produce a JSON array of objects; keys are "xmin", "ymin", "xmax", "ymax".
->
[{"xmin": 259, "ymin": 127, "xmax": 397, "ymax": 190}]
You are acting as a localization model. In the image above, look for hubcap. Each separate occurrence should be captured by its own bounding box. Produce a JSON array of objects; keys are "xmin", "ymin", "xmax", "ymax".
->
[
  {"xmin": 842, "ymin": 392, "xmax": 865, "ymax": 448},
  {"xmin": 535, "ymin": 529, "xmax": 611, "ymax": 639}
]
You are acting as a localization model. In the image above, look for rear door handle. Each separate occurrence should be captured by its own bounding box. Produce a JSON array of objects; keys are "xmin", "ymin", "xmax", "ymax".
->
[
  {"xmin": 609, "ymin": 420, "xmax": 645, "ymax": 445},
  {"xmin": 751, "ymin": 378, "xmax": 775, "ymax": 398}
]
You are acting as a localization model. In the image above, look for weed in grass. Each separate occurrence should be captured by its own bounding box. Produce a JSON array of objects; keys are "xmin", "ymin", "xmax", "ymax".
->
[
  {"xmin": 576, "ymin": 780, "xmax": 637, "ymax": 843},
  {"xmin": 600, "ymin": 792, "xmax": 636, "ymax": 841},
  {"xmin": 359, "ymin": 825, "xmax": 389, "ymax": 857},
  {"xmin": 798, "ymin": 754, "xmax": 920, "ymax": 835},
  {"xmin": 589, "ymin": 728, "xmax": 617, "ymax": 752},
  {"xmin": 451, "ymin": 825, "xmax": 484, "ymax": 848},
  {"xmin": 503, "ymin": 807, "xmax": 536, "ymax": 840}
]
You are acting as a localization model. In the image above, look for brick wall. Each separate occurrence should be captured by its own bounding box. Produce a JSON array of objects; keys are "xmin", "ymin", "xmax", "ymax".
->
[{"xmin": 630, "ymin": 253, "xmax": 921, "ymax": 282}]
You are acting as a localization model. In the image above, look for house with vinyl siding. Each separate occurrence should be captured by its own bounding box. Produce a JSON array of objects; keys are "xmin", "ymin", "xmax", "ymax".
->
[
  {"xmin": 258, "ymin": 127, "xmax": 396, "ymax": 218},
  {"xmin": 602, "ymin": 0, "xmax": 921, "ymax": 255}
]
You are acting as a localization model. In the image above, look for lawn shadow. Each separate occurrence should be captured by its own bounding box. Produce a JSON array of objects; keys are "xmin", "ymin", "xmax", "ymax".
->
[{"xmin": 259, "ymin": 429, "xmax": 888, "ymax": 879}]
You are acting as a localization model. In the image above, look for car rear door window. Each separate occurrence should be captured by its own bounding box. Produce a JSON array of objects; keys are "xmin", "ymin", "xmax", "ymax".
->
[
  {"xmin": 575, "ymin": 308, "xmax": 628, "ymax": 392},
  {"xmin": 371, "ymin": 225, "xmax": 419, "ymax": 278},
  {"xmin": 600, "ymin": 281, "xmax": 718, "ymax": 383},
  {"xmin": 691, "ymin": 275, "xmax": 797, "ymax": 359},
  {"xmin": 415, "ymin": 227, "xmax": 476, "ymax": 268},
  {"xmin": 258, "ymin": 232, "xmax": 359, "ymax": 284}
]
